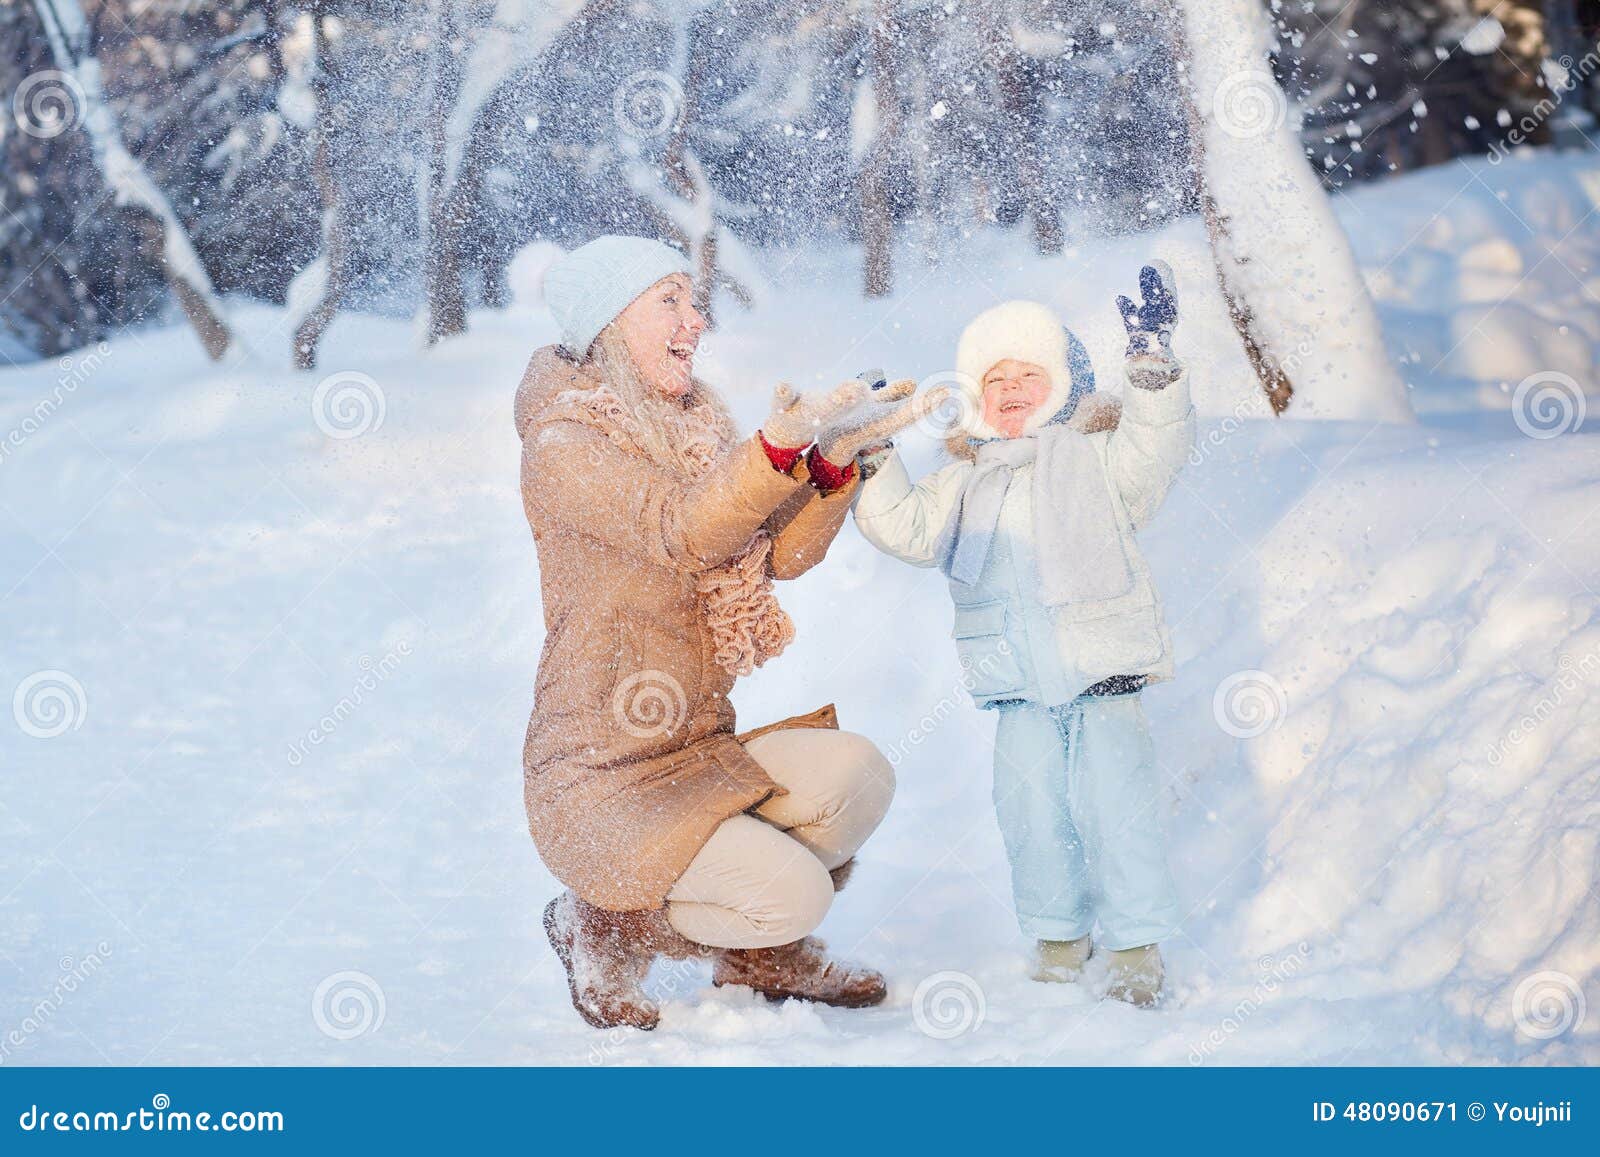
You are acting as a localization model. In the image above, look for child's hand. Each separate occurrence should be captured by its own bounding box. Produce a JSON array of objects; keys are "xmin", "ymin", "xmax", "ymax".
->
[
  {"xmin": 1116, "ymin": 262, "xmax": 1180, "ymax": 377},
  {"xmin": 817, "ymin": 381, "xmax": 953, "ymax": 466}
]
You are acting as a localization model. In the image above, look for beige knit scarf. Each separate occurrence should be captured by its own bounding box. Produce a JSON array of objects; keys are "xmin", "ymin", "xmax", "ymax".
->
[{"xmin": 547, "ymin": 383, "xmax": 795, "ymax": 677}]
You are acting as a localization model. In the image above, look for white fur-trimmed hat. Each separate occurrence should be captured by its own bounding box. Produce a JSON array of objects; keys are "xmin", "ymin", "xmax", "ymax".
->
[
  {"xmin": 543, "ymin": 235, "xmax": 692, "ymax": 358},
  {"xmin": 954, "ymin": 300, "xmax": 1073, "ymax": 440}
]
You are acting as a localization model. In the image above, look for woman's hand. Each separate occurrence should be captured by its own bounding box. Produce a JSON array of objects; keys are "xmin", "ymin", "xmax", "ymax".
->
[
  {"xmin": 761, "ymin": 380, "xmax": 868, "ymax": 450},
  {"xmin": 817, "ymin": 379, "xmax": 954, "ymax": 466}
]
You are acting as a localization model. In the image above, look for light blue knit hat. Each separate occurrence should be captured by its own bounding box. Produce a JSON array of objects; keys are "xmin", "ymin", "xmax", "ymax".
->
[{"xmin": 543, "ymin": 235, "xmax": 692, "ymax": 358}]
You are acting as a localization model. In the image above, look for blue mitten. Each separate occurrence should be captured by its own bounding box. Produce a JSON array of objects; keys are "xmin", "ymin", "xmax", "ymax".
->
[{"xmin": 1116, "ymin": 262, "xmax": 1181, "ymax": 388}]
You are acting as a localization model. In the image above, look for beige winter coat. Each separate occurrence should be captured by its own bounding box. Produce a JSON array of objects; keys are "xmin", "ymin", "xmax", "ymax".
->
[{"xmin": 514, "ymin": 346, "xmax": 860, "ymax": 911}]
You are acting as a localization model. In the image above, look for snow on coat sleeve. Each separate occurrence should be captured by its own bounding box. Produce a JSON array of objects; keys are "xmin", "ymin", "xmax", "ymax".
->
[
  {"xmin": 852, "ymin": 450, "xmax": 969, "ymax": 568},
  {"xmin": 524, "ymin": 422, "xmax": 806, "ymax": 573},
  {"xmin": 1103, "ymin": 368, "xmax": 1196, "ymax": 530}
]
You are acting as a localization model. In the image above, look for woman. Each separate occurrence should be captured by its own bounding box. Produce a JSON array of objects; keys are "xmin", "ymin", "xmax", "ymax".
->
[{"xmin": 514, "ymin": 235, "xmax": 940, "ymax": 1030}]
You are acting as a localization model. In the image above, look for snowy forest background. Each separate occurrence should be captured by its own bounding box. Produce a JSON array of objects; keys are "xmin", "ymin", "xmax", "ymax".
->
[{"xmin": 4, "ymin": 0, "xmax": 1598, "ymax": 367}]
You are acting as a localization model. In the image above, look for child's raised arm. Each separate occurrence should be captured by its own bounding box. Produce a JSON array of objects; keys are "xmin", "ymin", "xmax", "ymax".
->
[
  {"xmin": 852, "ymin": 450, "xmax": 971, "ymax": 568},
  {"xmin": 1104, "ymin": 262, "xmax": 1196, "ymax": 528}
]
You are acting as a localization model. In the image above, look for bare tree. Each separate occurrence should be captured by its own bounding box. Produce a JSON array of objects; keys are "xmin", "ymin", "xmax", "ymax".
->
[
  {"xmin": 32, "ymin": 0, "xmax": 231, "ymax": 360},
  {"xmin": 659, "ymin": 18, "xmax": 723, "ymax": 322},
  {"xmin": 289, "ymin": 3, "xmax": 347, "ymax": 371},
  {"xmin": 997, "ymin": 28, "xmax": 1063, "ymax": 256},
  {"xmin": 421, "ymin": 0, "xmax": 469, "ymax": 345},
  {"xmin": 860, "ymin": 4, "xmax": 902, "ymax": 298},
  {"xmin": 1173, "ymin": 0, "xmax": 1412, "ymax": 421},
  {"xmin": 423, "ymin": 0, "xmax": 591, "ymax": 344}
]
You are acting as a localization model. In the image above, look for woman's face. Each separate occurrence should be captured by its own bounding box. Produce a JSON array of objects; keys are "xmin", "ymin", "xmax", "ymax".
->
[
  {"xmin": 612, "ymin": 273, "xmax": 706, "ymax": 399},
  {"xmin": 980, "ymin": 359, "xmax": 1053, "ymax": 438}
]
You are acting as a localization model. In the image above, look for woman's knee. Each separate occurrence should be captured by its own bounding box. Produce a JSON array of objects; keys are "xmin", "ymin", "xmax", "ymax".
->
[
  {"xmin": 746, "ymin": 728, "xmax": 897, "ymax": 841},
  {"xmin": 749, "ymin": 853, "xmax": 834, "ymax": 947},
  {"xmin": 833, "ymin": 729, "xmax": 897, "ymax": 819},
  {"xmin": 665, "ymin": 816, "xmax": 835, "ymax": 949}
]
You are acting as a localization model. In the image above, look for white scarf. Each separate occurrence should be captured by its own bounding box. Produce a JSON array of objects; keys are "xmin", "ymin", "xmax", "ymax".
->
[{"xmin": 936, "ymin": 425, "xmax": 1134, "ymax": 606}]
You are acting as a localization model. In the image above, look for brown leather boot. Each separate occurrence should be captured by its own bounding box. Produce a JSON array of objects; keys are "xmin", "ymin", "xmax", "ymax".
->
[
  {"xmin": 712, "ymin": 937, "xmax": 887, "ymax": 1008},
  {"xmin": 544, "ymin": 892, "xmax": 707, "ymax": 1030}
]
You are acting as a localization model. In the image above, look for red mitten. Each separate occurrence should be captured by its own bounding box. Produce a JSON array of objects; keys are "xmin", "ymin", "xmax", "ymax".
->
[
  {"xmin": 805, "ymin": 447, "xmax": 857, "ymax": 492},
  {"xmin": 759, "ymin": 431, "xmax": 808, "ymax": 474}
]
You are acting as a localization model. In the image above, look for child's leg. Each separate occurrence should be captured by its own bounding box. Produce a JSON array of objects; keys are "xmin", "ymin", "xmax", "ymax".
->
[
  {"xmin": 1070, "ymin": 693, "xmax": 1180, "ymax": 951},
  {"xmin": 992, "ymin": 703, "xmax": 1094, "ymax": 940}
]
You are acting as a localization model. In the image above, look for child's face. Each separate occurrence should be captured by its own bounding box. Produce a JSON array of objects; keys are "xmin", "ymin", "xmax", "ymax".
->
[{"xmin": 980, "ymin": 359, "xmax": 1053, "ymax": 438}]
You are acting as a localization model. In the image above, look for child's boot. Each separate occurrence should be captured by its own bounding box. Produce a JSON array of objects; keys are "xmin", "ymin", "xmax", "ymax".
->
[
  {"xmin": 1105, "ymin": 944, "xmax": 1164, "ymax": 1007},
  {"xmin": 1031, "ymin": 936, "xmax": 1092, "ymax": 983}
]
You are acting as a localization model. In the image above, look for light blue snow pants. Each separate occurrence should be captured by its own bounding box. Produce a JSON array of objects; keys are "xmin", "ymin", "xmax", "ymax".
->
[{"xmin": 992, "ymin": 693, "xmax": 1179, "ymax": 950}]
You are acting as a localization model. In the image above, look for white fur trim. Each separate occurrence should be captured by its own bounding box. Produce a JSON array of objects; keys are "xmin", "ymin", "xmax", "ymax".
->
[{"xmin": 953, "ymin": 300, "xmax": 1073, "ymax": 440}]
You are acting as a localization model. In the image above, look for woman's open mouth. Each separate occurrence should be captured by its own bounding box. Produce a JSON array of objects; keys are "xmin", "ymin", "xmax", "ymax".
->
[{"xmin": 667, "ymin": 340, "xmax": 696, "ymax": 365}]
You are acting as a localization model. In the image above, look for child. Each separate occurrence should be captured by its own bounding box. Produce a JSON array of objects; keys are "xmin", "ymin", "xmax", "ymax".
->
[{"xmin": 853, "ymin": 265, "xmax": 1194, "ymax": 1006}]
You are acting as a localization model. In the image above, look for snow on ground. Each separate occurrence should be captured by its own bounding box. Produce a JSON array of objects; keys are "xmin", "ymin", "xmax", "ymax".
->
[{"xmin": 2, "ymin": 151, "xmax": 1598, "ymax": 1066}]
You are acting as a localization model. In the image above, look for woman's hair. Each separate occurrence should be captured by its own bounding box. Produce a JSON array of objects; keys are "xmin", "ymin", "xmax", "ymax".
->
[{"xmin": 587, "ymin": 322, "xmax": 738, "ymax": 475}]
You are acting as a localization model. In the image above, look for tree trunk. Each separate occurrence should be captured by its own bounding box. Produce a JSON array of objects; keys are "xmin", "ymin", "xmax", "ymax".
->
[
  {"xmin": 1172, "ymin": 0, "xmax": 1412, "ymax": 421},
  {"xmin": 33, "ymin": 0, "xmax": 231, "ymax": 360},
  {"xmin": 1543, "ymin": 0, "xmax": 1598, "ymax": 145},
  {"xmin": 1199, "ymin": 184, "xmax": 1294, "ymax": 415},
  {"xmin": 861, "ymin": 8, "xmax": 899, "ymax": 298},
  {"xmin": 999, "ymin": 42, "xmax": 1063, "ymax": 256},
  {"xmin": 424, "ymin": 0, "xmax": 468, "ymax": 345},
  {"xmin": 424, "ymin": 0, "xmax": 592, "ymax": 341},
  {"xmin": 291, "ymin": 6, "xmax": 346, "ymax": 372},
  {"xmin": 662, "ymin": 22, "xmax": 720, "ymax": 323},
  {"xmin": 1170, "ymin": 12, "xmax": 1292, "ymax": 416}
]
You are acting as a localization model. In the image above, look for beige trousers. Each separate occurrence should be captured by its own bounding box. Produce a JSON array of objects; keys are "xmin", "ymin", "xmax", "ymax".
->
[{"xmin": 665, "ymin": 728, "xmax": 895, "ymax": 949}]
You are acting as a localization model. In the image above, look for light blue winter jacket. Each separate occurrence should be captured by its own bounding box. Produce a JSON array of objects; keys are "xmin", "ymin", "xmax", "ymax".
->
[{"xmin": 854, "ymin": 371, "xmax": 1195, "ymax": 708}]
